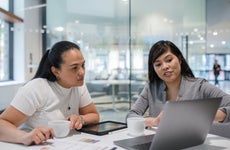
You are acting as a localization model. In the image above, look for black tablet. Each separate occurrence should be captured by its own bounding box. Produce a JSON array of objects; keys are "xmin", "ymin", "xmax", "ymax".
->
[{"xmin": 79, "ymin": 121, "xmax": 127, "ymax": 135}]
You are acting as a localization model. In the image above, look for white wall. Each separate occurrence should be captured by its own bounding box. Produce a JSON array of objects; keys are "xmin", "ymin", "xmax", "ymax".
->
[{"xmin": 0, "ymin": 82, "xmax": 24, "ymax": 110}]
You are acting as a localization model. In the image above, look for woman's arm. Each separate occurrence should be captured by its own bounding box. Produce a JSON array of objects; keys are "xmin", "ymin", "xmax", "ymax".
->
[
  {"xmin": 79, "ymin": 102, "xmax": 100, "ymax": 124},
  {"xmin": 201, "ymin": 81, "xmax": 230, "ymax": 122},
  {"xmin": 126, "ymin": 84, "xmax": 151, "ymax": 120},
  {"xmin": 67, "ymin": 102, "xmax": 99, "ymax": 130},
  {"xmin": 0, "ymin": 106, "xmax": 30, "ymax": 144},
  {"xmin": 0, "ymin": 106, "xmax": 54, "ymax": 145}
]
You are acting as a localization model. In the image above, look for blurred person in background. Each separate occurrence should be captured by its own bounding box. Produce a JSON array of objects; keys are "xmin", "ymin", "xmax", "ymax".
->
[{"xmin": 213, "ymin": 59, "xmax": 221, "ymax": 86}]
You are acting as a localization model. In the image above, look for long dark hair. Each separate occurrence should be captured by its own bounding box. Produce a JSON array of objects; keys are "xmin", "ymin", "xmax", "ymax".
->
[
  {"xmin": 33, "ymin": 41, "xmax": 80, "ymax": 81},
  {"xmin": 148, "ymin": 40, "xmax": 194, "ymax": 83}
]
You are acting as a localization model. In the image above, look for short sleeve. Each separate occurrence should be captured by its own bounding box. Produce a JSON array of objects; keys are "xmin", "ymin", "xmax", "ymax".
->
[{"xmin": 10, "ymin": 79, "xmax": 48, "ymax": 116}]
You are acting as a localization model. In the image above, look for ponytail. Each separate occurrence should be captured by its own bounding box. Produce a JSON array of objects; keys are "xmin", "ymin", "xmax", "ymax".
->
[{"xmin": 32, "ymin": 49, "xmax": 56, "ymax": 81}]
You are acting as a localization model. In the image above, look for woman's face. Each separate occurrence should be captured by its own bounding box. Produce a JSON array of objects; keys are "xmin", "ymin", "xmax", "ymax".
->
[
  {"xmin": 153, "ymin": 50, "xmax": 181, "ymax": 84},
  {"xmin": 52, "ymin": 48, "xmax": 85, "ymax": 88}
]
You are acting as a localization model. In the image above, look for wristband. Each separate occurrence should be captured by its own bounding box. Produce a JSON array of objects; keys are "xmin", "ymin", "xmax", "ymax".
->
[{"xmin": 80, "ymin": 115, "xmax": 85, "ymax": 125}]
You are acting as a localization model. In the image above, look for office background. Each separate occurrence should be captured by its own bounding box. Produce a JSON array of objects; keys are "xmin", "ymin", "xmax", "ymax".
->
[{"xmin": 1, "ymin": 0, "xmax": 230, "ymax": 123}]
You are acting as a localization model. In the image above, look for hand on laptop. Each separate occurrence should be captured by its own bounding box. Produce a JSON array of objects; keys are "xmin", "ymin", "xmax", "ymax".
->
[
  {"xmin": 214, "ymin": 109, "xmax": 227, "ymax": 122},
  {"xmin": 145, "ymin": 111, "xmax": 163, "ymax": 127}
]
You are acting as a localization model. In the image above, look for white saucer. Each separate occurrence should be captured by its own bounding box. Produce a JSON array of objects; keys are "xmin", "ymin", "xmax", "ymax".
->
[{"xmin": 127, "ymin": 133, "xmax": 145, "ymax": 137}]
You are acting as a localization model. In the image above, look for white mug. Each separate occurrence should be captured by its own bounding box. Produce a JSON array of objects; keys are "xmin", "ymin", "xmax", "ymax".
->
[
  {"xmin": 48, "ymin": 120, "xmax": 71, "ymax": 138},
  {"xmin": 127, "ymin": 117, "xmax": 145, "ymax": 137}
]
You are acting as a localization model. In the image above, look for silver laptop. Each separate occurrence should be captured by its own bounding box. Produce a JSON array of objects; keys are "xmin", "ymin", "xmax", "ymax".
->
[{"xmin": 114, "ymin": 97, "xmax": 222, "ymax": 150}]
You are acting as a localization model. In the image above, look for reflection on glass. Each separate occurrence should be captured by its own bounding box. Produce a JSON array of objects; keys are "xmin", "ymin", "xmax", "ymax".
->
[{"xmin": 46, "ymin": 0, "xmax": 206, "ymax": 120}]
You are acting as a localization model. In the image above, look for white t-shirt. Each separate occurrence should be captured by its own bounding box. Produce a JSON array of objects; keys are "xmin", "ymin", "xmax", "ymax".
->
[{"xmin": 11, "ymin": 78, "xmax": 92, "ymax": 131}]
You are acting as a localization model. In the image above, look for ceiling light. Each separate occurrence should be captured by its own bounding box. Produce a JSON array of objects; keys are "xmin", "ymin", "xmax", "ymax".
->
[
  {"xmin": 55, "ymin": 26, "xmax": 64, "ymax": 32},
  {"xmin": 222, "ymin": 41, "xmax": 226, "ymax": 45},
  {"xmin": 193, "ymin": 28, "xmax": 198, "ymax": 32},
  {"xmin": 212, "ymin": 31, "xmax": 218, "ymax": 36}
]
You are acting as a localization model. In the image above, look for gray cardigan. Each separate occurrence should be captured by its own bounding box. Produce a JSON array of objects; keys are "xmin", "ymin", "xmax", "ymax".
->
[{"xmin": 127, "ymin": 76, "xmax": 230, "ymax": 123}]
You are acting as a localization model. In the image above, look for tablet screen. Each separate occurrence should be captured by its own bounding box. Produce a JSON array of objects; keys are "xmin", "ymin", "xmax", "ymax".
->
[{"xmin": 79, "ymin": 121, "xmax": 127, "ymax": 135}]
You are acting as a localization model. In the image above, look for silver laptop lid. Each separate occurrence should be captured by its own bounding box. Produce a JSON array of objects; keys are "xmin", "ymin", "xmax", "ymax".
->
[{"xmin": 150, "ymin": 97, "xmax": 221, "ymax": 150}]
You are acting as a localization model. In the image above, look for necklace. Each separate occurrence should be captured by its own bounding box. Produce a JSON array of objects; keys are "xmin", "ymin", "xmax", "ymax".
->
[
  {"xmin": 166, "ymin": 90, "xmax": 180, "ymax": 101},
  {"xmin": 67, "ymin": 98, "xmax": 72, "ymax": 111}
]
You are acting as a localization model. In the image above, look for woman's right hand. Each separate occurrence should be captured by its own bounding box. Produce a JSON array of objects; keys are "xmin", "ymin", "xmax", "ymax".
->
[
  {"xmin": 145, "ymin": 111, "xmax": 163, "ymax": 127},
  {"xmin": 21, "ymin": 126, "xmax": 54, "ymax": 145}
]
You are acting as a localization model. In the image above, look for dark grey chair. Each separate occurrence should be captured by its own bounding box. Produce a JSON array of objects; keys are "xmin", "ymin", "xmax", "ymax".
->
[
  {"xmin": 0, "ymin": 109, "xmax": 5, "ymax": 114},
  {"xmin": 117, "ymin": 82, "xmax": 144, "ymax": 101},
  {"xmin": 86, "ymin": 82, "xmax": 107, "ymax": 98},
  {"xmin": 209, "ymin": 122, "xmax": 230, "ymax": 138}
]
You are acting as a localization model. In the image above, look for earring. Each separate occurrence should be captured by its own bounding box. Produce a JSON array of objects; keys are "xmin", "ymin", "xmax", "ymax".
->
[{"xmin": 56, "ymin": 76, "xmax": 60, "ymax": 80}]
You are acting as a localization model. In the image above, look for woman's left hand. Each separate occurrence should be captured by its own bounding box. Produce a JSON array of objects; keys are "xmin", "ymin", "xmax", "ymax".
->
[
  {"xmin": 214, "ymin": 109, "xmax": 227, "ymax": 122},
  {"xmin": 66, "ymin": 115, "xmax": 84, "ymax": 130}
]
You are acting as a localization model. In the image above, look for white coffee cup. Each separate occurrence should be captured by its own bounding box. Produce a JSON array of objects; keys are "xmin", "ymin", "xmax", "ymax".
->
[
  {"xmin": 48, "ymin": 120, "xmax": 71, "ymax": 138},
  {"xmin": 127, "ymin": 117, "xmax": 145, "ymax": 137}
]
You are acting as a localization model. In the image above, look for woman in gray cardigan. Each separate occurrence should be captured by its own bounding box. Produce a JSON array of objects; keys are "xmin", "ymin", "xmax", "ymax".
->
[{"xmin": 127, "ymin": 40, "xmax": 230, "ymax": 127}]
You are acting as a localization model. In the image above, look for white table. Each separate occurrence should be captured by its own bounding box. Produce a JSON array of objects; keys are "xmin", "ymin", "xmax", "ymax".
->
[{"xmin": 1, "ymin": 128, "xmax": 230, "ymax": 150}]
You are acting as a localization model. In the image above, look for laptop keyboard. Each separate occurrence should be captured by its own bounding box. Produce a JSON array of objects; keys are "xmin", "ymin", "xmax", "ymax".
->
[
  {"xmin": 132, "ymin": 142, "xmax": 151, "ymax": 150},
  {"xmin": 114, "ymin": 134, "xmax": 154, "ymax": 150},
  {"xmin": 131, "ymin": 134, "xmax": 154, "ymax": 150}
]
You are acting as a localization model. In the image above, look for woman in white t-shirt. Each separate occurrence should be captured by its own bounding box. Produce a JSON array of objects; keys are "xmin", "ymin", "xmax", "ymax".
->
[{"xmin": 0, "ymin": 41, "xmax": 99, "ymax": 145}]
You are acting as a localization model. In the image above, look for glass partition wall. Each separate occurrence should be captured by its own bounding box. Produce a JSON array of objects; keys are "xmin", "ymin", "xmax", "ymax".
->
[{"xmin": 46, "ymin": 0, "xmax": 206, "ymax": 119}]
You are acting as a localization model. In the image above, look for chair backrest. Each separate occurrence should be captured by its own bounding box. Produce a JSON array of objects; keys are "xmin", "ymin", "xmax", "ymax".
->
[{"xmin": 0, "ymin": 109, "xmax": 5, "ymax": 114}]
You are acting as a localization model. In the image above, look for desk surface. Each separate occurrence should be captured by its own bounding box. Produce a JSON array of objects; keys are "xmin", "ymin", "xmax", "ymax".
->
[{"xmin": 1, "ymin": 128, "xmax": 230, "ymax": 150}]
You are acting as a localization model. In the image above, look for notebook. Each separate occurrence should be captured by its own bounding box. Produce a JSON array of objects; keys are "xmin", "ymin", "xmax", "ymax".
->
[{"xmin": 114, "ymin": 97, "xmax": 222, "ymax": 150}]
